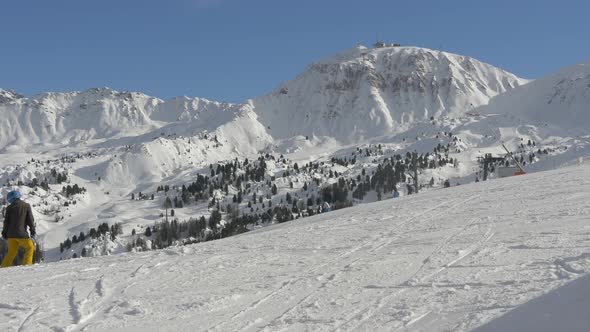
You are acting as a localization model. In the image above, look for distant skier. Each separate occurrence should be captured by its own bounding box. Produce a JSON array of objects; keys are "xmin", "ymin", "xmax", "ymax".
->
[
  {"xmin": 322, "ymin": 201, "xmax": 331, "ymax": 212},
  {"xmin": 1, "ymin": 190, "xmax": 36, "ymax": 267}
]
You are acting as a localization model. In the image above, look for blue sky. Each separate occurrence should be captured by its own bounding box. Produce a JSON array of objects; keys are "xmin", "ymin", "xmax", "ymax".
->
[{"xmin": 1, "ymin": 0, "xmax": 588, "ymax": 102}]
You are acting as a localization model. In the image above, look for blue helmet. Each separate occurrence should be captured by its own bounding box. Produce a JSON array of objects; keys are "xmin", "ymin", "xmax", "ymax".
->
[{"xmin": 6, "ymin": 191, "xmax": 21, "ymax": 204}]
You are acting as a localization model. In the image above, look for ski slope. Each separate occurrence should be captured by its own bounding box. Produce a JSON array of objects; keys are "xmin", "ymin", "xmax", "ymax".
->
[{"xmin": 0, "ymin": 163, "xmax": 589, "ymax": 331}]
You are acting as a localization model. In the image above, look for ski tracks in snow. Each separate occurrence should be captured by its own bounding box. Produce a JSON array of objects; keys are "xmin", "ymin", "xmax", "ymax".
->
[
  {"xmin": 331, "ymin": 208, "xmax": 495, "ymax": 331},
  {"xmin": 58, "ymin": 262, "xmax": 148, "ymax": 332},
  {"xmin": 64, "ymin": 276, "xmax": 110, "ymax": 332},
  {"xmin": 212, "ymin": 194, "xmax": 481, "ymax": 332},
  {"xmin": 16, "ymin": 306, "xmax": 40, "ymax": 332}
]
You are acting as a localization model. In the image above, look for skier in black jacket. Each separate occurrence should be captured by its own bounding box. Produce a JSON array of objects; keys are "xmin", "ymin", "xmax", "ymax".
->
[{"xmin": 2, "ymin": 190, "xmax": 36, "ymax": 267}]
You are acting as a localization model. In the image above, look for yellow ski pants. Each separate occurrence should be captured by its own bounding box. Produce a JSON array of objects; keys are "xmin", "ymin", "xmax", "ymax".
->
[{"xmin": 1, "ymin": 238, "xmax": 34, "ymax": 267}]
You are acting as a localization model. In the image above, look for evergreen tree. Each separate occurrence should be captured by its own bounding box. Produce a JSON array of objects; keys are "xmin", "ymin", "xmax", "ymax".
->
[
  {"xmin": 209, "ymin": 210, "xmax": 222, "ymax": 233},
  {"xmin": 181, "ymin": 190, "xmax": 191, "ymax": 204},
  {"xmin": 163, "ymin": 197, "xmax": 172, "ymax": 222}
]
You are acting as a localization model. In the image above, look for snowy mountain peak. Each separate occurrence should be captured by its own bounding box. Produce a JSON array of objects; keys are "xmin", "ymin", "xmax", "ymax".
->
[{"xmin": 251, "ymin": 45, "xmax": 528, "ymax": 142}]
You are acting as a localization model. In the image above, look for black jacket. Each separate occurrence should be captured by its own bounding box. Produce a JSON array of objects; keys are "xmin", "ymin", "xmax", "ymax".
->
[{"xmin": 2, "ymin": 199, "xmax": 36, "ymax": 239}]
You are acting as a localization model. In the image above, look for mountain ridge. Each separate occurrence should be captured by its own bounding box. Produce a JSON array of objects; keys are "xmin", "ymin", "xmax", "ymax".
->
[{"xmin": 1, "ymin": 45, "xmax": 529, "ymax": 150}]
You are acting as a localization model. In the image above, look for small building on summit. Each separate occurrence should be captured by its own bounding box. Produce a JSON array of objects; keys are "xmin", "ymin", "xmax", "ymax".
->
[{"xmin": 374, "ymin": 41, "xmax": 401, "ymax": 48}]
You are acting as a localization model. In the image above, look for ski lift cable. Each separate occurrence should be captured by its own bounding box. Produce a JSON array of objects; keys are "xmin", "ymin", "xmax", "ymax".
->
[
  {"xmin": 487, "ymin": 113, "xmax": 526, "ymax": 173},
  {"xmin": 469, "ymin": 104, "xmax": 499, "ymax": 143},
  {"xmin": 473, "ymin": 108, "xmax": 526, "ymax": 173}
]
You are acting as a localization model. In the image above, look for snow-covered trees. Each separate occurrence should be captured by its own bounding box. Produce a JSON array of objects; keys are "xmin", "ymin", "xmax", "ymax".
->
[{"xmin": 62, "ymin": 184, "xmax": 86, "ymax": 197}]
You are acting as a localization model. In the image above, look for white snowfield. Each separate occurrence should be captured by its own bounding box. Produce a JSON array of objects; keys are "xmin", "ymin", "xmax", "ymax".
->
[{"xmin": 1, "ymin": 164, "xmax": 589, "ymax": 331}]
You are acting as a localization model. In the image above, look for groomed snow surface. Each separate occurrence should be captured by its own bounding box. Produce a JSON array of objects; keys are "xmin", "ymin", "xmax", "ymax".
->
[{"xmin": 0, "ymin": 164, "xmax": 589, "ymax": 331}]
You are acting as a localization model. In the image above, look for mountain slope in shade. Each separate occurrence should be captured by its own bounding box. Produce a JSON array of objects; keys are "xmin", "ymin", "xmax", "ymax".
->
[
  {"xmin": 475, "ymin": 273, "xmax": 590, "ymax": 332},
  {"xmin": 251, "ymin": 45, "xmax": 527, "ymax": 142}
]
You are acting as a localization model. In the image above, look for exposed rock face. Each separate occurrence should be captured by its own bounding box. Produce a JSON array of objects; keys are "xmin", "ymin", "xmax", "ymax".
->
[{"xmin": 0, "ymin": 89, "xmax": 24, "ymax": 104}]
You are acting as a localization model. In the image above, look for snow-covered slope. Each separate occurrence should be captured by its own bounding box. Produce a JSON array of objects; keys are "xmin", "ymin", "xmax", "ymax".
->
[
  {"xmin": 251, "ymin": 45, "xmax": 527, "ymax": 142},
  {"xmin": 478, "ymin": 61, "xmax": 590, "ymax": 134},
  {"xmin": 88, "ymin": 103, "xmax": 273, "ymax": 186},
  {"xmin": 1, "ymin": 163, "xmax": 589, "ymax": 331}
]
